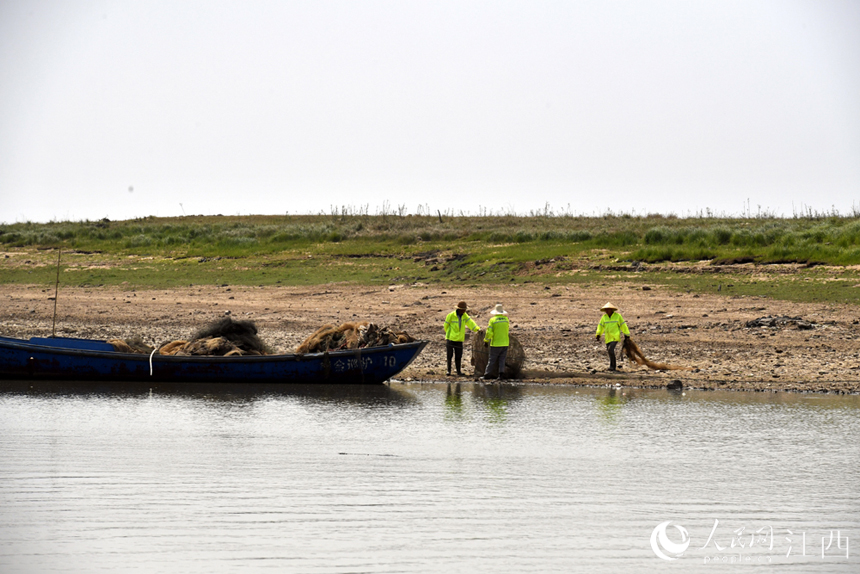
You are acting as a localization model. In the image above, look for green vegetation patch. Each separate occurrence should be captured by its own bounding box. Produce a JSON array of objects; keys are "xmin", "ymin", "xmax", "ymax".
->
[{"xmin": 2, "ymin": 214, "xmax": 860, "ymax": 304}]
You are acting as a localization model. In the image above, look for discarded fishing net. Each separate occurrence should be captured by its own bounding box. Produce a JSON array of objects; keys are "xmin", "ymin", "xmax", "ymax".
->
[
  {"xmin": 296, "ymin": 322, "xmax": 416, "ymax": 354},
  {"xmin": 172, "ymin": 336, "xmax": 258, "ymax": 357},
  {"xmin": 107, "ymin": 318, "xmax": 271, "ymax": 357},
  {"xmin": 107, "ymin": 337, "xmax": 154, "ymax": 354},
  {"xmin": 151, "ymin": 317, "xmax": 270, "ymax": 357},
  {"xmin": 154, "ymin": 318, "xmax": 270, "ymax": 356},
  {"xmin": 622, "ymin": 338, "xmax": 691, "ymax": 371},
  {"xmin": 156, "ymin": 336, "xmax": 264, "ymax": 357},
  {"xmin": 189, "ymin": 317, "xmax": 270, "ymax": 354},
  {"xmin": 157, "ymin": 340, "xmax": 188, "ymax": 355},
  {"xmin": 470, "ymin": 329, "xmax": 526, "ymax": 378}
]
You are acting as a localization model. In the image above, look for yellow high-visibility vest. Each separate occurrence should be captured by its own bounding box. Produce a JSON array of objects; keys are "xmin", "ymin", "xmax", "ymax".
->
[
  {"xmin": 596, "ymin": 311, "xmax": 630, "ymax": 343},
  {"xmin": 444, "ymin": 311, "xmax": 479, "ymax": 342},
  {"xmin": 485, "ymin": 315, "xmax": 510, "ymax": 347}
]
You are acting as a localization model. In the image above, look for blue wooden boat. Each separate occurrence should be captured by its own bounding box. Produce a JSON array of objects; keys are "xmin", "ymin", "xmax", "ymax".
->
[{"xmin": 0, "ymin": 335, "xmax": 427, "ymax": 384}]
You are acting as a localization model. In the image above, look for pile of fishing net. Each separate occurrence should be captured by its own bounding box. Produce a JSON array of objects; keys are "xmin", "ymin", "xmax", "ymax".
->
[
  {"xmin": 621, "ymin": 337, "xmax": 691, "ymax": 371},
  {"xmin": 470, "ymin": 329, "xmax": 526, "ymax": 378},
  {"xmin": 108, "ymin": 318, "xmax": 271, "ymax": 357},
  {"xmin": 106, "ymin": 336, "xmax": 153, "ymax": 354},
  {"xmin": 296, "ymin": 322, "xmax": 415, "ymax": 354}
]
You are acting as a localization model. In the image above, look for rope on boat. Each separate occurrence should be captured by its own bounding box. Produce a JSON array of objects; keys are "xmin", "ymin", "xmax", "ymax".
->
[{"xmin": 149, "ymin": 348, "xmax": 157, "ymax": 376}]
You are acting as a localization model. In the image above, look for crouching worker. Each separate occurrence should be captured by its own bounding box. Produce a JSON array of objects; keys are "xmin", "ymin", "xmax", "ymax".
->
[
  {"xmin": 444, "ymin": 301, "xmax": 480, "ymax": 376},
  {"xmin": 595, "ymin": 302, "xmax": 631, "ymax": 372},
  {"xmin": 480, "ymin": 303, "xmax": 510, "ymax": 381}
]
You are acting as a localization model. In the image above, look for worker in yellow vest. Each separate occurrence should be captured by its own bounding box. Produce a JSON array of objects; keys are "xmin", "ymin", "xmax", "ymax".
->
[
  {"xmin": 595, "ymin": 302, "xmax": 631, "ymax": 371},
  {"xmin": 480, "ymin": 303, "xmax": 510, "ymax": 381},
  {"xmin": 444, "ymin": 301, "xmax": 480, "ymax": 376}
]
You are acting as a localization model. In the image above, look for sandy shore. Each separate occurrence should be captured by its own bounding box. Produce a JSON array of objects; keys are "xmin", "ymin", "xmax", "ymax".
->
[{"xmin": 2, "ymin": 282, "xmax": 858, "ymax": 393}]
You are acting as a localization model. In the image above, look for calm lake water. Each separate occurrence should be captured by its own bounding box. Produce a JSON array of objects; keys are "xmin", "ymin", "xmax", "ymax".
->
[{"xmin": 1, "ymin": 380, "xmax": 858, "ymax": 573}]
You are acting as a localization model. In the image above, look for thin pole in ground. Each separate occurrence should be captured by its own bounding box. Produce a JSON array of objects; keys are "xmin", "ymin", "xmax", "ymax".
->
[{"xmin": 51, "ymin": 249, "xmax": 61, "ymax": 338}]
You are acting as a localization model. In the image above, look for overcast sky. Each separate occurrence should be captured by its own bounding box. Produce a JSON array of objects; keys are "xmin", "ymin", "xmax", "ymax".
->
[{"xmin": 1, "ymin": 0, "xmax": 858, "ymax": 223}]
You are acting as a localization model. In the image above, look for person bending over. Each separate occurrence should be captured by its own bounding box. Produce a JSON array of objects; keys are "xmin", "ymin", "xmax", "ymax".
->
[{"xmin": 481, "ymin": 303, "xmax": 510, "ymax": 381}]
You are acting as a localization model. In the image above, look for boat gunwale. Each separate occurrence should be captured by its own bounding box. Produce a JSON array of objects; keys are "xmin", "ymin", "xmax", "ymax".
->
[{"xmin": 0, "ymin": 336, "xmax": 428, "ymax": 364}]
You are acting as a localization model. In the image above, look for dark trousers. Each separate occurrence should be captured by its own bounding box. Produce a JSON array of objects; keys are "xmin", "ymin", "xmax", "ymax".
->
[
  {"xmin": 446, "ymin": 340, "xmax": 464, "ymax": 374},
  {"xmin": 606, "ymin": 341, "xmax": 618, "ymax": 370},
  {"xmin": 483, "ymin": 346, "xmax": 508, "ymax": 379}
]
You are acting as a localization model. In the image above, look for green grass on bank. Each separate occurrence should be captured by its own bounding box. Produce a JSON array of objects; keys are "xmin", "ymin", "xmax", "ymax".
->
[
  {"xmin": 2, "ymin": 214, "xmax": 860, "ymax": 304},
  {"xmin": 3, "ymin": 213, "xmax": 860, "ymax": 264}
]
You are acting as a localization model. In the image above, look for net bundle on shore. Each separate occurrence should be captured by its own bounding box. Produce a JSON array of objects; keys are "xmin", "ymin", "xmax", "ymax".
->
[
  {"xmin": 296, "ymin": 322, "xmax": 415, "ymax": 354},
  {"xmin": 622, "ymin": 338, "xmax": 691, "ymax": 371},
  {"xmin": 470, "ymin": 329, "xmax": 526, "ymax": 378}
]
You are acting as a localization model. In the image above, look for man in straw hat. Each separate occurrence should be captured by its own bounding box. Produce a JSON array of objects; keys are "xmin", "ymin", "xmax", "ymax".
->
[
  {"xmin": 444, "ymin": 301, "xmax": 480, "ymax": 376},
  {"xmin": 595, "ymin": 302, "xmax": 631, "ymax": 371},
  {"xmin": 480, "ymin": 303, "xmax": 510, "ymax": 381}
]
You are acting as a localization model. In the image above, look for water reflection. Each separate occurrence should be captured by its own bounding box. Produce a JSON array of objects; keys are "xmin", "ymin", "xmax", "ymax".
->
[
  {"xmin": 471, "ymin": 382, "xmax": 523, "ymax": 425},
  {"xmin": 444, "ymin": 382, "xmax": 465, "ymax": 420},
  {"xmin": 0, "ymin": 381, "xmax": 858, "ymax": 573},
  {"xmin": 595, "ymin": 387, "xmax": 628, "ymax": 425},
  {"xmin": 0, "ymin": 379, "xmax": 418, "ymax": 407}
]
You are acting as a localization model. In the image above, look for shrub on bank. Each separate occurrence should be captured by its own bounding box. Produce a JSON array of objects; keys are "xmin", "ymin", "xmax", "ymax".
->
[{"xmin": 2, "ymin": 214, "xmax": 860, "ymax": 265}]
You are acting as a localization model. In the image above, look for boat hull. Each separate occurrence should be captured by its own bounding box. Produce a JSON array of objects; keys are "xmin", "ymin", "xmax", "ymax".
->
[{"xmin": 0, "ymin": 336, "xmax": 427, "ymax": 384}]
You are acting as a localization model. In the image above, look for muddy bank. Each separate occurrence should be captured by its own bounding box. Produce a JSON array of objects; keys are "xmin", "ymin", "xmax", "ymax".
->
[{"xmin": 1, "ymin": 283, "xmax": 858, "ymax": 393}]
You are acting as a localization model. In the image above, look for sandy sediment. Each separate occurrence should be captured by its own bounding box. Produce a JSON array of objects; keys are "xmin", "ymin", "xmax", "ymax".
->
[{"xmin": 1, "ymin": 283, "xmax": 858, "ymax": 394}]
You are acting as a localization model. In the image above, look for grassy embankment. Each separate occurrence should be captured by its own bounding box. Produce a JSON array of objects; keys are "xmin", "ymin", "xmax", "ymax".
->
[{"xmin": 2, "ymin": 214, "xmax": 860, "ymax": 304}]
